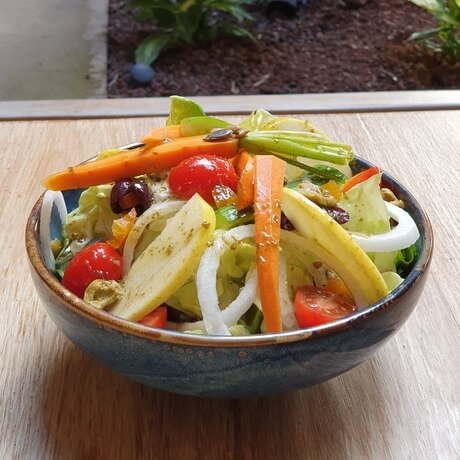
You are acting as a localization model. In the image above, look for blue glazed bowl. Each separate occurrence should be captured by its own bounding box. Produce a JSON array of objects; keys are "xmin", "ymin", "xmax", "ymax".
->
[{"xmin": 25, "ymin": 158, "xmax": 433, "ymax": 398}]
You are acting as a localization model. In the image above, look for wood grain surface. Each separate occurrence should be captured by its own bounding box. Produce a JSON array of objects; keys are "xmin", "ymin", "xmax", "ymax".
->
[
  {"xmin": 1, "ymin": 90, "xmax": 460, "ymax": 121},
  {"xmin": 0, "ymin": 110, "xmax": 458, "ymax": 460}
]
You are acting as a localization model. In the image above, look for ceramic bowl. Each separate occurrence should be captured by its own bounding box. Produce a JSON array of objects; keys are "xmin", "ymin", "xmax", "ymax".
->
[{"xmin": 25, "ymin": 157, "xmax": 433, "ymax": 398}]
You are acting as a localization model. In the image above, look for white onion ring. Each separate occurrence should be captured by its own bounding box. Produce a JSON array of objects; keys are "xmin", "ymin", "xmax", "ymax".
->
[
  {"xmin": 122, "ymin": 200, "xmax": 184, "ymax": 275},
  {"xmin": 196, "ymin": 239, "xmax": 229, "ymax": 335},
  {"xmin": 351, "ymin": 202, "xmax": 420, "ymax": 253},
  {"xmin": 197, "ymin": 225, "xmax": 260, "ymax": 335},
  {"xmin": 278, "ymin": 251, "xmax": 298, "ymax": 330},
  {"xmin": 220, "ymin": 267, "xmax": 258, "ymax": 327},
  {"xmin": 40, "ymin": 190, "xmax": 67, "ymax": 270}
]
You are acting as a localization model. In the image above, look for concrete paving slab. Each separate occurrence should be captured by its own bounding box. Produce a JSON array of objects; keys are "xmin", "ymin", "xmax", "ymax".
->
[{"xmin": 0, "ymin": 0, "xmax": 108, "ymax": 100}]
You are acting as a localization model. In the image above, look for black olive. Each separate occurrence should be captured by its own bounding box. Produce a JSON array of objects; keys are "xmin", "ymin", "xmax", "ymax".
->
[
  {"xmin": 110, "ymin": 178, "xmax": 152, "ymax": 215},
  {"xmin": 280, "ymin": 212, "xmax": 295, "ymax": 230},
  {"xmin": 322, "ymin": 206, "xmax": 349, "ymax": 225}
]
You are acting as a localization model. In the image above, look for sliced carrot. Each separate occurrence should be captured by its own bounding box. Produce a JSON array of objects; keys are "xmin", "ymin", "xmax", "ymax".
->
[
  {"xmin": 42, "ymin": 135, "xmax": 239, "ymax": 191},
  {"xmin": 342, "ymin": 166, "xmax": 379, "ymax": 193},
  {"xmin": 254, "ymin": 155, "xmax": 286, "ymax": 333},
  {"xmin": 236, "ymin": 156, "xmax": 255, "ymax": 210},
  {"xmin": 141, "ymin": 124, "xmax": 183, "ymax": 146},
  {"xmin": 232, "ymin": 150, "xmax": 252, "ymax": 176}
]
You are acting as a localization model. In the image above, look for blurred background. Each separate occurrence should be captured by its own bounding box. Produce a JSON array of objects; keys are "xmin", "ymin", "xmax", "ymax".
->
[
  {"xmin": 0, "ymin": 0, "xmax": 458, "ymax": 101},
  {"xmin": 0, "ymin": 0, "xmax": 107, "ymax": 100}
]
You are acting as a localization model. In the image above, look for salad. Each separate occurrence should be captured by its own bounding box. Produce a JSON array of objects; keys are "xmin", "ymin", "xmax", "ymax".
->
[{"xmin": 40, "ymin": 96, "xmax": 420, "ymax": 335}]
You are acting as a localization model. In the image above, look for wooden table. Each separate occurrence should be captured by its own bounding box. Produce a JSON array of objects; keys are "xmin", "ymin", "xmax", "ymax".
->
[{"xmin": 1, "ymin": 96, "xmax": 459, "ymax": 459}]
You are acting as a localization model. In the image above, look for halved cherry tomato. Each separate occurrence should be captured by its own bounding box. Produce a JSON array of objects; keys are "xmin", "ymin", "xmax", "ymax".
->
[
  {"xmin": 294, "ymin": 285, "xmax": 357, "ymax": 328},
  {"xmin": 62, "ymin": 242, "xmax": 123, "ymax": 298},
  {"xmin": 342, "ymin": 166, "xmax": 380, "ymax": 193},
  {"xmin": 168, "ymin": 155, "xmax": 238, "ymax": 205},
  {"xmin": 138, "ymin": 306, "xmax": 168, "ymax": 329}
]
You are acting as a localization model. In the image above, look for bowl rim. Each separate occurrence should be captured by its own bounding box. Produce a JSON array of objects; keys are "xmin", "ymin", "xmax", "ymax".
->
[{"xmin": 25, "ymin": 156, "xmax": 434, "ymax": 347}]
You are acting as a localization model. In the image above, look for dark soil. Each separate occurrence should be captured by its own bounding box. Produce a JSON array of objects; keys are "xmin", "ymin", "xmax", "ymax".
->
[{"xmin": 107, "ymin": 0, "xmax": 460, "ymax": 98}]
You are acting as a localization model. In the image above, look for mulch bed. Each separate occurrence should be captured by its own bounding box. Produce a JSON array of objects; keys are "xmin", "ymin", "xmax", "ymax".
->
[{"xmin": 107, "ymin": 0, "xmax": 460, "ymax": 98}]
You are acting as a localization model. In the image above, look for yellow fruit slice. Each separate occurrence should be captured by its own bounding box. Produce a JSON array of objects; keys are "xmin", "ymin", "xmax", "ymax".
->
[
  {"xmin": 281, "ymin": 188, "xmax": 388, "ymax": 307},
  {"xmin": 109, "ymin": 194, "xmax": 215, "ymax": 321}
]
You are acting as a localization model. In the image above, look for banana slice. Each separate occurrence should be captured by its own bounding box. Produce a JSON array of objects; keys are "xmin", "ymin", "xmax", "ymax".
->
[
  {"xmin": 109, "ymin": 193, "xmax": 215, "ymax": 321},
  {"xmin": 281, "ymin": 188, "xmax": 388, "ymax": 307}
]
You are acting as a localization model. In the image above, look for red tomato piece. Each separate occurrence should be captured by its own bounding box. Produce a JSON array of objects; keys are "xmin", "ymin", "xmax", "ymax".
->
[
  {"xmin": 62, "ymin": 242, "xmax": 123, "ymax": 298},
  {"xmin": 138, "ymin": 306, "xmax": 168, "ymax": 329},
  {"xmin": 294, "ymin": 285, "xmax": 357, "ymax": 328},
  {"xmin": 168, "ymin": 155, "xmax": 238, "ymax": 205}
]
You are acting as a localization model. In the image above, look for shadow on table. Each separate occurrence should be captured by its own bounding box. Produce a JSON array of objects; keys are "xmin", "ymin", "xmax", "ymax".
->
[{"xmin": 37, "ymin": 341, "xmax": 391, "ymax": 459}]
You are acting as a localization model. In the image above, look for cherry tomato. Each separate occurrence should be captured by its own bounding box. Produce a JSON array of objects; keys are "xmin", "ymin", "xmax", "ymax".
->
[
  {"xmin": 62, "ymin": 242, "xmax": 123, "ymax": 298},
  {"xmin": 138, "ymin": 306, "xmax": 168, "ymax": 329},
  {"xmin": 168, "ymin": 155, "xmax": 238, "ymax": 205},
  {"xmin": 294, "ymin": 285, "xmax": 357, "ymax": 328}
]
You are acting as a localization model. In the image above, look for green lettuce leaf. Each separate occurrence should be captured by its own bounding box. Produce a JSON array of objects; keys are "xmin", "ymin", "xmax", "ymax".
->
[
  {"xmin": 239, "ymin": 108, "xmax": 275, "ymax": 131},
  {"xmin": 338, "ymin": 173, "xmax": 390, "ymax": 235},
  {"xmin": 64, "ymin": 185, "xmax": 118, "ymax": 243},
  {"xmin": 166, "ymin": 95, "xmax": 205, "ymax": 125}
]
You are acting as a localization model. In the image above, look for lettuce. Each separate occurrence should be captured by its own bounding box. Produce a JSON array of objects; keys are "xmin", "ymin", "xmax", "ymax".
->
[
  {"xmin": 395, "ymin": 243, "xmax": 418, "ymax": 277},
  {"xmin": 64, "ymin": 185, "xmax": 118, "ymax": 243},
  {"xmin": 166, "ymin": 95, "xmax": 205, "ymax": 125},
  {"xmin": 167, "ymin": 241, "xmax": 256, "ymax": 318},
  {"xmin": 338, "ymin": 173, "xmax": 390, "ymax": 236},
  {"xmin": 239, "ymin": 108, "xmax": 275, "ymax": 131},
  {"xmin": 382, "ymin": 271, "xmax": 404, "ymax": 290}
]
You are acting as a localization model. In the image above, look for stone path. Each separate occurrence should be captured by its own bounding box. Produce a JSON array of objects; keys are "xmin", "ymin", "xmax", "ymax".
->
[{"xmin": 0, "ymin": 0, "xmax": 107, "ymax": 100}]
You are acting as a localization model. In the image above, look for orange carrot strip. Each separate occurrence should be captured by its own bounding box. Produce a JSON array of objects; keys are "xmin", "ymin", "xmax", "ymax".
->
[
  {"xmin": 254, "ymin": 155, "xmax": 286, "ymax": 333},
  {"xmin": 141, "ymin": 124, "xmax": 183, "ymax": 146},
  {"xmin": 42, "ymin": 135, "xmax": 239, "ymax": 191},
  {"xmin": 233, "ymin": 150, "xmax": 252, "ymax": 176},
  {"xmin": 236, "ymin": 156, "xmax": 255, "ymax": 210}
]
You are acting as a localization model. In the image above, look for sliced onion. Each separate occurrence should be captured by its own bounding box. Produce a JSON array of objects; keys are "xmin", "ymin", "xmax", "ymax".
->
[
  {"xmin": 122, "ymin": 200, "xmax": 185, "ymax": 274},
  {"xmin": 278, "ymin": 251, "xmax": 298, "ymax": 330},
  {"xmin": 196, "ymin": 239, "xmax": 229, "ymax": 335},
  {"xmin": 351, "ymin": 203, "xmax": 420, "ymax": 253},
  {"xmin": 221, "ymin": 267, "xmax": 258, "ymax": 327},
  {"xmin": 39, "ymin": 190, "xmax": 67, "ymax": 270},
  {"xmin": 222, "ymin": 224, "xmax": 255, "ymax": 243},
  {"xmin": 196, "ymin": 224, "xmax": 258, "ymax": 335}
]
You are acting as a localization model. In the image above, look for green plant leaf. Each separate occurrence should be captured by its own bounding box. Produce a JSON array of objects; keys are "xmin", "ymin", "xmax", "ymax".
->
[
  {"xmin": 152, "ymin": 7, "xmax": 177, "ymax": 28},
  {"xmin": 177, "ymin": 0, "xmax": 204, "ymax": 43},
  {"xmin": 208, "ymin": 2, "xmax": 254, "ymax": 22},
  {"xmin": 219, "ymin": 23, "xmax": 255, "ymax": 41},
  {"xmin": 409, "ymin": 28, "xmax": 442, "ymax": 41},
  {"xmin": 135, "ymin": 35, "xmax": 169, "ymax": 65}
]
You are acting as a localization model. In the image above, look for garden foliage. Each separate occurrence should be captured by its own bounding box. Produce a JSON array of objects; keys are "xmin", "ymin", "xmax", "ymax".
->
[
  {"xmin": 131, "ymin": 0, "xmax": 256, "ymax": 66},
  {"xmin": 409, "ymin": 0, "xmax": 460, "ymax": 62}
]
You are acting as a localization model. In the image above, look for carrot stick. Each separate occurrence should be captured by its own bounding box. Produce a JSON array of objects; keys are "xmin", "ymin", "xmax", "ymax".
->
[
  {"xmin": 236, "ymin": 156, "xmax": 255, "ymax": 210},
  {"xmin": 254, "ymin": 155, "xmax": 286, "ymax": 333},
  {"xmin": 233, "ymin": 150, "xmax": 252, "ymax": 176},
  {"xmin": 42, "ymin": 135, "xmax": 239, "ymax": 191},
  {"xmin": 141, "ymin": 124, "xmax": 183, "ymax": 146}
]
